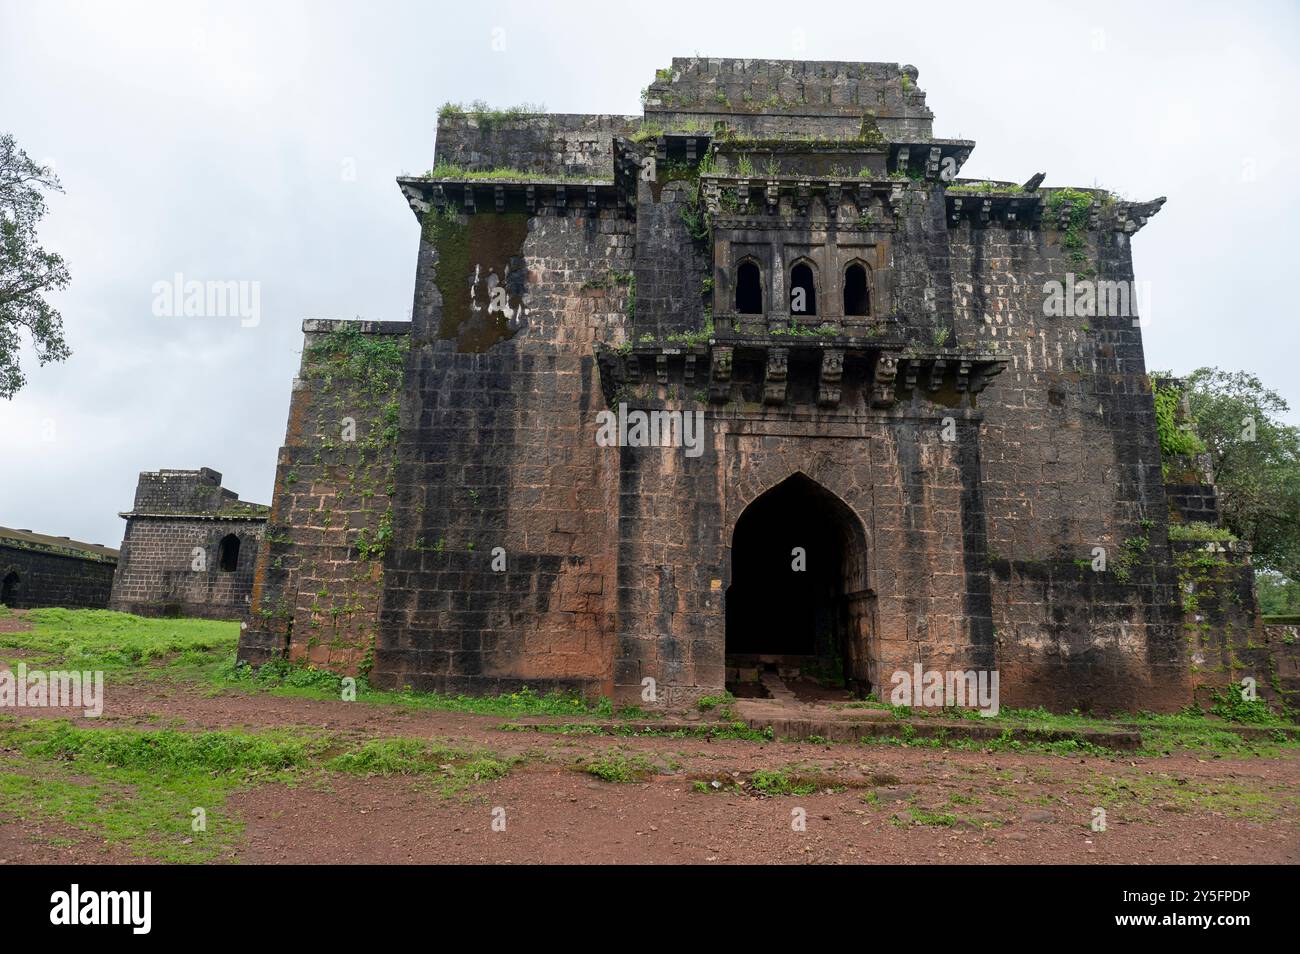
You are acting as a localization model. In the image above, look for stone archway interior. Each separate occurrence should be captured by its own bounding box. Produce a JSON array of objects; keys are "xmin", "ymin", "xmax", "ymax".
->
[{"xmin": 725, "ymin": 473, "xmax": 873, "ymax": 696}]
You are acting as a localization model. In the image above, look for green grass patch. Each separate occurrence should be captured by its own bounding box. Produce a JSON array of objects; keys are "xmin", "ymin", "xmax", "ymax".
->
[
  {"xmin": 908, "ymin": 806, "xmax": 957, "ymax": 827},
  {"xmin": 328, "ymin": 737, "xmax": 518, "ymax": 796},
  {"xmin": 580, "ymin": 749, "xmax": 658, "ymax": 783},
  {"xmin": 0, "ymin": 608, "xmax": 237, "ymax": 675},
  {"xmin": 499, "ymin": 720, "xmax": 774, "ymax": 742},
  {"xmin": 215, "ymin": 658, "xmax": 605, "ymax": 718},
  {"xmin": 748, "ymin": 768, "xmax": 819, "ymax": 796},
  {"xmin": 0, "ymin": 719, "xmax": 311, "ymax": 863},
  {"xmin": 0, "ymin": 718, "xmax": 522, "ymax": 860}
]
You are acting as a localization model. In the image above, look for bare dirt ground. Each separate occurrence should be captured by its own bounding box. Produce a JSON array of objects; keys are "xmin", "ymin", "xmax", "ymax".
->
[{"xmin": 2, "ymin": 679, "xmax": 1297, "ymax": 865}]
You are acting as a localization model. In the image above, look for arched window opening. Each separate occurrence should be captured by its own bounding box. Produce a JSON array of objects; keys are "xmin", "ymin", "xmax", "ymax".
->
[
  {"xmin": 217, "ymin": 534, "xmax": 240, "ymax": 573},
  {"xmin": 844, "ymin": 263, "xmax": 871, "ymax": 316},
  {"xmin": 1, "ymin": 571, "xmax": 19, "ymax": 607},
  {"xmin": 735, "ymin": 261, "xmax": 763, "ymax": 314},
  {"xmin": 790, "ymin": 262, "xmax": 817, "ymax": 316}
]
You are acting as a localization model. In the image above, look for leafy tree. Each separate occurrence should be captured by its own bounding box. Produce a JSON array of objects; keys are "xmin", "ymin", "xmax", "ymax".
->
[
  {"xmin": 1256, "ymin": 570, "xmax": 1300, "ymax": 616},
  {"xmin": 0, "ymin": 132, "xmax": 71, "ymax": 398},
  {"xmin": 1181, "ymin": 367, "xmax": 1300, "ymax": 581}
]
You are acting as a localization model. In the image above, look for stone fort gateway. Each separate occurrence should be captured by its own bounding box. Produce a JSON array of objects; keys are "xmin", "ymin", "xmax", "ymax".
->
[{"xmin": 210, "ymin": 57, "xmax": 1289, "ymax": 714}]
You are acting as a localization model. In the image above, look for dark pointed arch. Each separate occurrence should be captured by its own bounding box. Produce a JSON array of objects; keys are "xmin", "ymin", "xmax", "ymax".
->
[
  {"xmin": 843, "ymin": 260, "xmax": 872, "ymax": 316},
  {"xmin": 725, "ymin": 472, "xmax": 874, "ymax": 694},
  {"xmin": 735, "ymin": 259, "xmax": 764, "ymax": 315},
  {"xmin": 789, "ymin": 259, "xmax": 818, "ymax": 317}
]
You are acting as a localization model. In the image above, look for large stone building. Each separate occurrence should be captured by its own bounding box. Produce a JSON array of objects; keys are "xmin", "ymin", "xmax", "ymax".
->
[
  {"xmin": 110, "ymin": 468, "xmax": 268, "ymax": 619},
  {"xmin": 238, "ymin": 58, "xmax": 1259, "ymax": 713},
  {"xmin": 0, "ymin": 527, "xmax": 118, "ymax": 609}
]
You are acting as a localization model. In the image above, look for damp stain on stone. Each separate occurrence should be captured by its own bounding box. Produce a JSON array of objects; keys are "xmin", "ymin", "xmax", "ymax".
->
[{"xmin": 423, "ymin": 208, "xmax": 530, "ymax": 352}]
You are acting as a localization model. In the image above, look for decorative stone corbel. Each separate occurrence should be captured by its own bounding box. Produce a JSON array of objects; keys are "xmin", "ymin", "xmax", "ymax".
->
[
  {"xmin": 817, "ymin": 348, "xmax": 844, "ymax": 408},
  {"xmin": 871, "ymin": 352, "xmax": 899, "ymax": 408},
  {"xmin": 709, "ymin": 345, "xmax": 733, "ymax": 403},
  {"xmin": 763, "ymin": 347, "xmax": 789, "ymax": 405}
]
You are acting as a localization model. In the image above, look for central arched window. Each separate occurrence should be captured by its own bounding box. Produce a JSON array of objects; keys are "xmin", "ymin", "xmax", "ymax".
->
[
  {"xmin": 735, "ymin": 261, "xmax": 763, "ymax": 314},
  {"xmin": 844, "ymin": 262, "xmax": 871, "ymax": 316},
  {"xmin": 790, "ymin": 261, "xmax": 817, "ymax": 316},
  {"xmin": 217, "ymin": 534, "xmax": 240, "ymax": 572}
]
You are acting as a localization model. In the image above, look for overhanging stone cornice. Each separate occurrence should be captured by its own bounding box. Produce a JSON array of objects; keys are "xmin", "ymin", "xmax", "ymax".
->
[
  {"xmin": 397, "ymin": 175, "xmax": 622, "ymax": 221},
  {"xmin": 595, "ymin": 338, "xmax": 1006, "ymax": 410}
]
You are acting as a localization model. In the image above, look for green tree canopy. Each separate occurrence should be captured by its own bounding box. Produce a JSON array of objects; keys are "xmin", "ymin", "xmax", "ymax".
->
[
  {"xmin": 0, "ymin": 132, "xmax": 71, "ymax": 398},
  {"xmin": 1180, "ymin": 367, "xmax": 1300, "ymax": 580}
]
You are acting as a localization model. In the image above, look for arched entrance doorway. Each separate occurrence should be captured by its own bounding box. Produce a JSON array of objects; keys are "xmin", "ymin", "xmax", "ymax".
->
[
  {"xmin": 1, "ymin": 571, "xmax": 19, "ymax": 607},
  {"xmin": 725, "ymin": 474, "xmax": 875, "ymax": 698}
]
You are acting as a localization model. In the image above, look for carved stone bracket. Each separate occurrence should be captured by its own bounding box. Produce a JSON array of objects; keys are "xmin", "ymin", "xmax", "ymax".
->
[
  {"xmin": 903, "ymin": 358, "xmax": 919, "ymax": 392},
  {"xmin": 763, "ymin": 346, "xmax": 789, "ymax": 405},
  {"xmin": 817, "ymin": 348, "xmax": 844, "ymax": 408},
  {"xmin": 955, "ymin": 358, "xmax": 972, "ymax": 393},
  {"xmin": 928, "ymin": 358, "xmax": 947, "ymax": 391},
  {"xmin": 826, "ymin": 181, "xmax": 841, "ymax": 219},
  {"xmin": 871, "ymin": 352, "xmax": 900, "ymax": 408},
  {"xmin": 709, "ymin": 345, "xmax": 733, "ymax": 403},
  {"xmin": 703, "ymin": 179, "xmax": 721, "ymax": 215},
  {"xmin": 795, "ymin": 181, "xmax": 811, "ymax": 217}
]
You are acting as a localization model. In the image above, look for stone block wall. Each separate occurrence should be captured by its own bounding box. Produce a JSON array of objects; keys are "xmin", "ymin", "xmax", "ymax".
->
[
  {"xmin": 644, "ymin": 58, "xmax": 934, "ymax": 140},
  {"xmin": 940, "ymin": 192, "xmax": 1189, "ymax": 712},
  {"xmin": 239, "ymin": 320, "xmax": 408, "ymax": 672},
  {"xmin": 433, "ymin": 113, "xmax": 638, "ymax": 178},
  {"xmin": 368, "ymin": 206, "xmax": 632, "ymax": 694},
  {"xmin": 0, "ymin": 534, "xmax": 117, "ymax": 610},
  {"xmin": 1176, "ymin": 539, "xmax": 1290, "ymax": 711},
  {"xmin": 1260, "ymin": 622, "xmax": 1300, "ymax": 713},
  {"xmin": 608, "ymin": 397, "xmax": 996, "ymax": 707}
]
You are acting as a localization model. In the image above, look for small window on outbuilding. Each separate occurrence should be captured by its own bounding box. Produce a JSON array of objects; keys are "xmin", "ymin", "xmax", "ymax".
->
[
  {"xmin": 844, "ymin": 263, "xmax": 871, "ymax": 316},
  {"xmin": 736, "ymin": 261, "xmax": 763, "ymax": 314},
  {"xmin": 217, "ymin": 534, "xmax": 240, "ymax": 572},
  {"xmin": 790, "ymin": 262, "xmax": 817, "ymax": 316}
]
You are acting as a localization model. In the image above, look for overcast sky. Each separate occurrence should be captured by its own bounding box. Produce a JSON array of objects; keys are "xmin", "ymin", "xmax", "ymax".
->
[{"xmin": 1, "ymin": 0, "xmax": 1297, "ymax": 548}]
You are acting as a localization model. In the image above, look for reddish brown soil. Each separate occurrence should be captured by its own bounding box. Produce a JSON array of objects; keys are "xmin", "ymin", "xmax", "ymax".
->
[{"xmin": 1, "ymin": 680, "xmax": 1297, "ymax": 865}]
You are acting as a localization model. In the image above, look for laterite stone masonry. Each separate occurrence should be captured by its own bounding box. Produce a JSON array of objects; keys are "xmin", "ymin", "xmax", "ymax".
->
[{"xmin": 238, "ymin": 58, "xmax": 1276, "ymax": 714}]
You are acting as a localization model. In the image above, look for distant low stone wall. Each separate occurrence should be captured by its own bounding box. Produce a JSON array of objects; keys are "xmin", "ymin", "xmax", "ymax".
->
[{"xmin": 0, "ymin": 543, "xmax": 116, "ymax": 610}]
